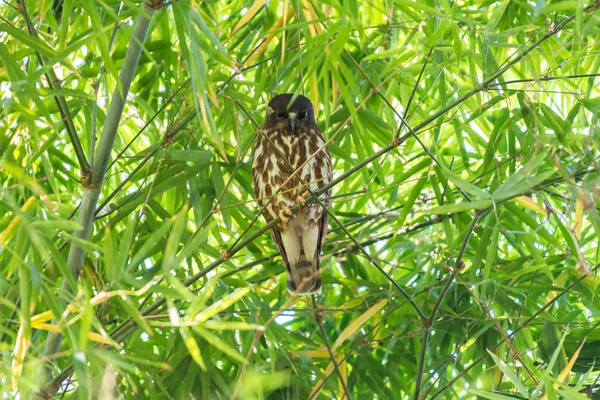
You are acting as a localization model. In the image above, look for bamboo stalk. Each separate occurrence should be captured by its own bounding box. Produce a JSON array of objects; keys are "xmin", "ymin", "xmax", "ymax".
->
[{"xmin": 35, "ymin": 2, "xmax": 161, "ymax": 397}]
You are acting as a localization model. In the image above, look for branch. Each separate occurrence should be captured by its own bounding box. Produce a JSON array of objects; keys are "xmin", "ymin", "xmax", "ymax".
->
[
  {"xmin": 414, "ymin": 212, "xmax": 482, "ymax": 400},
  {"xmin": 17, "ymin": 0, "xmax": 91, "ymax": 181},
  {"xmin": 312, "ymin": 296, "xmax": 352, "ymax": 400}
]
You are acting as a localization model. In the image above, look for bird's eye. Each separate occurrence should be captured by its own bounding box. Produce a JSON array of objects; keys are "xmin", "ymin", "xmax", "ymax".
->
[
  {"xmin": 276, "ymin": 110, "xmax": 287, "ymax": 119},
  {"xmin": 298, "ymin": 110, "xmax": 308, "ymax": 119}
]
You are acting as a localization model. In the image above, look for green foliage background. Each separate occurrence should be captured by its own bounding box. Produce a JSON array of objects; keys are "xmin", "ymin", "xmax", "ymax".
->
[{"xmin": 1, "ymin": 0, "xmax": 600, "ymax": 398}]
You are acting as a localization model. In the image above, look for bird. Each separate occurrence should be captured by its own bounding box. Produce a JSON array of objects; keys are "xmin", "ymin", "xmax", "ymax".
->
[{"xmin": 251, "ymin": 94, "xmax": 332, "ymax": 295}]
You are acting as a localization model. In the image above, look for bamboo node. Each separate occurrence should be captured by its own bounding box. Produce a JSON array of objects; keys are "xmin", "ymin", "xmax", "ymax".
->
[{"xmin": 81, "ymin": 168, "xmax": 93, "ymax": 188}]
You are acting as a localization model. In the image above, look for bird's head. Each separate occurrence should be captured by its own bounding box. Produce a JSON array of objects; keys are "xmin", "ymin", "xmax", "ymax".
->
[{"xmin": 265, "ymin": 94, "xmax": 315, "ymax": 133}]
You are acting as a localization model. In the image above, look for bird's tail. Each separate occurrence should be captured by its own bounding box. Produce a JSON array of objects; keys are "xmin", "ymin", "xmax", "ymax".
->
[{"xmin": 287, "ymin": 251, "xmax": 321, "ymax": 295}]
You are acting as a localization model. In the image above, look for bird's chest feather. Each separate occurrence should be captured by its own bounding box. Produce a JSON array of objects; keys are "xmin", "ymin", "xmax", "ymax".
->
[
  {"xmin": 252, "ymin": 128, "xmax": 330, "ymax": 221},
  {"xmin": 257, "ymin": 130, "xmax": 309, "ymax": 178}
]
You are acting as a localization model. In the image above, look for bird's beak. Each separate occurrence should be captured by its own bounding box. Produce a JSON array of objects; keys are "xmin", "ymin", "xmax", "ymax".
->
[{"xmin": 287, "ymin": 112, "xmax": 296, "ymax": 132}]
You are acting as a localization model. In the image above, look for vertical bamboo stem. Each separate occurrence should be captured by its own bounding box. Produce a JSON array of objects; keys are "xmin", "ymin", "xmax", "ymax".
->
[{"xmin": 36, "ymin": 3, "xmax": 160, "ymax": 396}]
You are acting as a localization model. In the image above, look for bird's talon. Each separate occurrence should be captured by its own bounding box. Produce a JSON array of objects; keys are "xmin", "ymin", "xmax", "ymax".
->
[
  {"xmin": 279, "ymin": 208, "xmax": 293, "ymax": 230},
  {"xmin": 296, "ymin": 191, "xmax": 310, "ymax": 206}
]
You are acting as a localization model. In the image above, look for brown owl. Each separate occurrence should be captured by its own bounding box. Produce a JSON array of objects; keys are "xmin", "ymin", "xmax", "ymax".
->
[{"xmin": 251, "ymin": 94, "xmax": 332, "ymax": 294}]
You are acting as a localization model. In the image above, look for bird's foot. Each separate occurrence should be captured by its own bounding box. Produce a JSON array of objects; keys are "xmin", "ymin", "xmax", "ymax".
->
[
  {"xmin": 279, "ymin": 207, "xmax": 293, "ymax": 230},
  {"xmin": 296, "ymin": 191, "xmax": 310, "ymax": 206}
]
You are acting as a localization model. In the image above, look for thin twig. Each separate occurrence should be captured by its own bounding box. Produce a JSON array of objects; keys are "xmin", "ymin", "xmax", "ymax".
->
[
  {"xmin": 312, "ymin": 295, "xmax": 352, "ymax": 400},
  {"xmin": 453, "ymin": 273, "xmax": 539, "ymax": 385},
  {"xmin": 17, "ymin": 0, "xmax": 91, "ymax": 180},
  {"xmin": 413, "ymin": 212, "xmax": 482, "ymax": 400},
  {"xmin": 429, "ymin": 262, "xmax": 600, "ymax": 399}
]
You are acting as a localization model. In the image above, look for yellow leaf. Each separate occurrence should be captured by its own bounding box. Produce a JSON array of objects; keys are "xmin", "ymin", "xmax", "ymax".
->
[
  {"xmin": 11, "ymin": 325, "xmax": 30, "ymax": 390},
  {"xmin": 207, "ymin": 84, "xmax": 220, "ymax": 110},
  {"xmin": 30, "ymin": 310, "xmax": 55, "ymax": 325},
  {"xmin": 514, "ymin": 196, "xmax": 547, "ymax": 216},
  {"xmin": 332, "ymin": 299, "xmax": 387, "ymax": 351},
  {"xmin": 309, "ymin": 73, "xmax": 319, "ymax": 119},
  {"xmin": 541, "ymin": 339, "xmax": 586, "ymax": 399},
  {"xmin": 193, "ymin": 287, "xmax": 249, "ymax": 324},
  {"xmin": 225, "ymin": 0, "xmax": 266, "ymax": 44},
  {"xmin": 31, "ymin": 322, "xmax": 61, "ymax": 332},
  {"xmin": 88, "ymin": 332, "xmax": 121, "ymax": 348},
  {"xmin": 460, "ymin": 337, "xmax": 477, "ymax": 352},
  {"xmin": 556, "ymin": 339, "xmax": 585, "ymax": 384},
  {"xmin": 301, "ymin": 0, "xmax": 319, "ymax": 37},
  {"xmin": 302, "ymin": 1, "xmax": 324, "ymax": 35},
  {"xmin": 310, "ymin": 299, "xmax": 388, "ymax": 398},
  {"xmin": 338, "ymin": 358, "xmax": 348, "ymax": 396},
  {"xmin": 181, "ymin": 327, "xmax": 207, "ymax": 371},
  {"xmin": 0, "ymin": 196, "xmax": 36, "ymax": 245},
  {"xmin": 29, "ymin": 323, "xmax": 120, "ymax": 348},
  {"xmin": 242, "ymin": 7, "xmax": 295, "ymax": 68},
  {"xmin": 292, "ymin": 349, "xmax": 330, "ymax": 358}
]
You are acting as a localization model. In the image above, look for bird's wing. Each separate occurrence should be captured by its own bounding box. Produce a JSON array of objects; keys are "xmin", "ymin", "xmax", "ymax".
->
[
  {"xmin": 317, "ymin": 208, "xmax": 328, "ymax": 270},
  {"xmin": 270, "ymin": 228, "xmax": 291, "ymax": 272}
]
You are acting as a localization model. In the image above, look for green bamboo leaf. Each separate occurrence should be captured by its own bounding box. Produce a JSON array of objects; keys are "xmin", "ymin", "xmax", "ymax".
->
[
  {"xmin": 486, "ymin": 0, "xmax": 510, "ymax": 32},
  {"xmin": 166, "ymin": 150, "xmax": 213, "ymax": 163},
  {"xmin": 363, "ymin": 46, "xmax": 406, "ymax": 61},
  {"xmin": 60, "ymin": 232, "xmax": 103, "ymax": 252},
  {"xmin": 440, "ymin": 166, "xmax": 492, "ymax": 200},
  {"xmin": 193, "ymin": 287, "xmax": 250, "ymax": 324},
  {"xmin": 180, "ymin": 327, "xmax": 207, "ymax": 371},
  {"xmin": 163, "ymin": 205, "xmax": 188, "ymax": 272},
  {"xmin": 202, "ymin": 321, "xmax": 265, "ymax": 331},
  {"xmin": 493, "ymin": 169, "xmax": 555, "ymax": 201},
  {"xmin": 0, "ymin": 23, "xmax": 57, "ymax": 59},
  {"xmin": 189, "ymin": 10, "xmax": 230, "ymax": 64},
  {"xmin": 114, "ymin": 216, "xmax": 138, "ymax": 279},
  {"xmin": 543, "ymin": 375, "xmax": 559, "ymax": 400},
  {"xmin": 127, "ymin": 219, "xmax": 173, "ymax": 270},
  {"xmin": 555, "ymin": 387, "xmax": 592, "ymax": 399},
  {"xmin": 103, "ymin": 226, "xmax": 117, "ymax": 282},
  {"xmin": 193, "ymin": 327, "xmax": 247, "ymax": 364},
  {"xmin": 30, "ymin": 220, "xmax": 82, "ymax": 231},
  {"xmin": 211, "ymin": 164, "xmax": 231, "ymax": 230},
  {"xmin": 79, "ymin": 1, "xmax": 120, "ymax": 92},
  {"xmin": 117, "ymin": 296, "xmax": 154, "ymax": 336},
  {"xmin": 580, "ymin": 98, "xmax": 600, "ymax": 115},
  {"xmin": 397, "ymin": 174, "xmax": 427, "ymax": 227},
  {"xmin": 174, "ymin": 221, "xmax": 215, "ymax": 265},
  {"xmin": 421, "ymin": 200, "xmax": 493, "ymax": 215},
  {"xmin": 465, "ymin": 388, "xmax": 520, "ymax": 400},
  {"xmin": 486, "ymin": 349, "xmax": 529, "ymax": 396},
  {"xmin": 539, "ymin": 104, "xmax": 570, "ymax": 143}
]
